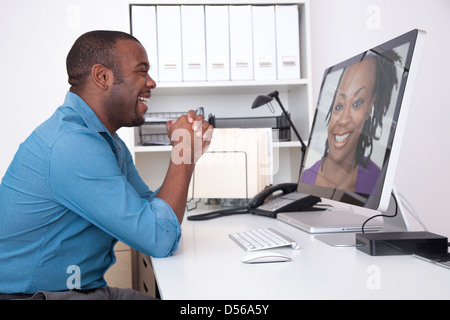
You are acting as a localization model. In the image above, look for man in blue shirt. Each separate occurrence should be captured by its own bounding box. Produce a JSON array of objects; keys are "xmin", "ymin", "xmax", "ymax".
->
[{"xmin": 0, "ymin": 31, "xmax": 213, "ymax": 299}]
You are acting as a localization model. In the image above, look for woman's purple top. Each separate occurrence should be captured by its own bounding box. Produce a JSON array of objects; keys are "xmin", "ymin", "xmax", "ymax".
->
[{"xmin": 301, "ymin": 158, "xmax": 381, "ymax": 195}]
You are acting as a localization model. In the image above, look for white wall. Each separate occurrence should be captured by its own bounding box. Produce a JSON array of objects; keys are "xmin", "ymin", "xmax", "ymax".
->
[
  {"xmin": 1, "ymin": 0, "xmax": 449, "ymax": 237},
  {"xmin": 0, "ymin": 0, "xmax": 130, "ymax": 178},
  {"xmin": 309, "ymin": 0, "xmax": 450, "ymax": 237}
]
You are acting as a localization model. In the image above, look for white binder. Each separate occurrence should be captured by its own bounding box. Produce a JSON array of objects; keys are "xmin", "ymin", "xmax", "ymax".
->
[
  {"xmin": 156, "ymin": 6, "xmax": 182, "ymax": 82},
  {"xmin": 276, "ymin": 5, "xmax": 301, "ymax": 79},
  {"xmin": 229, "ymin": 5, "xmax": 253, "ymax": 81},
  {"xmin": 131, "ymin": 6, "xmax": 158, "ymax": 82},
  {"xmin": 205, "ymin": 5, "xmax": 230, "ymax": 81},
  {"xmin": 181, "ymin": 5, "xmax": 206, "ymax": 81},
  {"xmin": 252, "ymin": 5, "xmax": 277, "ymax": 80}
]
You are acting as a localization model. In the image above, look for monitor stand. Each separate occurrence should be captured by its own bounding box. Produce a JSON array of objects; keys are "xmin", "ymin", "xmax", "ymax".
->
[
  {"xmin": 315, "ymin": 233, "xmax": 365, "ymax": 247},
  {"xmin": 315, "ymin": 186, "xmax": 410, "ymax": 247}
]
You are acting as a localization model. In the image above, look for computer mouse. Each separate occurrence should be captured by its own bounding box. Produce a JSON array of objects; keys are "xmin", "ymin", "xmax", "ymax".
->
[{"xmin": 240, "ymin": 251, "xmax": 291, "ymax": 264}]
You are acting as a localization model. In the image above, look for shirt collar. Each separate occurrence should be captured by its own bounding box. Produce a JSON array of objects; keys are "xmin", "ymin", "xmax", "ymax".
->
[
  {"xmin": 63, "ymin": 91, "xmax": 111, "ymax": 136},
  {"xmin": 63, "ymin": 91, "xmax": 123, "ymax": 160}
]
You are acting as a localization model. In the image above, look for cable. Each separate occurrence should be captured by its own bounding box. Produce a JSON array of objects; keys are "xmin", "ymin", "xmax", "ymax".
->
[
  {"xmin": 186, "ymin": 206, "xmax": 249, "ymax": 221},
  {"xmin": 361, "ymin": 191, "xmax": 398, "ymax": 233}
]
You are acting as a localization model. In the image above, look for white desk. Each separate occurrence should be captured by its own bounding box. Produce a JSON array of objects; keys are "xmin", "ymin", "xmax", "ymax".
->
[{"xmin": 150, "ymin": 205, "xmax": 450, "ymax": 300}]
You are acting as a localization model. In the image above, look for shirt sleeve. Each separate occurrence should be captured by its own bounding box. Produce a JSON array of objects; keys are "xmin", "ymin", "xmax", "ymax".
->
[{"xmin": 48, "ymin": 130, "xmax": 181, "ymax": 257}]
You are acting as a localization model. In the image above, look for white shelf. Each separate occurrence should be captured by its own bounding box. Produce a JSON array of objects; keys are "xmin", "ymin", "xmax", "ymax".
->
[
  {"xmin": 134, "ymin": 140, "xmax": 301, "ymax": 153},
  {"xmin": 129, "ymin": 0, "xmax": 312, "ymax": 186},
  {"xmin": 135, "ymin": 145, "xmax": 172, "ymax": 153},
  {"xmin": 273, "ymin": 140, "xmax": 302, "ymax": 148},
  {"xmin": 153, "ymin": 79, "xmax": 309, "ymax": 96}
]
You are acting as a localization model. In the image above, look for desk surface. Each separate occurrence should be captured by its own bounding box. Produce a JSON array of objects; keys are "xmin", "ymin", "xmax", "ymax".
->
[{"xmin": 151, "ymin": 205, "xmax": 450, "ymax": 300}]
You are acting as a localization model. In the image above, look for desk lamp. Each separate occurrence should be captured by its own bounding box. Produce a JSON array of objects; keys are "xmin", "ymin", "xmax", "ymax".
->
[{"xmin": 251, "ymin": 90, "xmax": 307, "ymax": 169}]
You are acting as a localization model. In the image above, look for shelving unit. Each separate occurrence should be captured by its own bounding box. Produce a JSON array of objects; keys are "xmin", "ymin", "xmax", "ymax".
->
[{"xmin": 121, "ymin": 0, "xmax": 313, "ymax": 191}]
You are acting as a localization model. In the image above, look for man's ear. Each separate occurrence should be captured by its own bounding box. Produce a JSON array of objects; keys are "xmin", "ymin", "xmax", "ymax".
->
[{"xmin": 91, "ymin": 64, "xmax": 113, "ymax": 90}]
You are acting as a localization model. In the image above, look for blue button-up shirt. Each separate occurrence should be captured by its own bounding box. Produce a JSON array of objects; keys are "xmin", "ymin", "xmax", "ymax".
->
[{"xmin": 0, "ymin": 92, "xmax": 181, "ymax": 294}]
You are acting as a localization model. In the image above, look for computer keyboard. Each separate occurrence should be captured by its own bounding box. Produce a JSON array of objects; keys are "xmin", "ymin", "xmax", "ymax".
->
[{"xmin": 229, "ymin": 228, "xmax": 299, "ymax": 252}]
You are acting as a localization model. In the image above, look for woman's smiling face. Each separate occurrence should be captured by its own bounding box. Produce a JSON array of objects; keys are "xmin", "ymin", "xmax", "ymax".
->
[{"xmin": 327, "ymin": 58, "xmax": 376, "ymax": 167}]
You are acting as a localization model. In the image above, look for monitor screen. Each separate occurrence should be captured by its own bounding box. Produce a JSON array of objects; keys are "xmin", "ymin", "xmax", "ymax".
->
[{"xmin": 298, "ymin": 29, "xmax": 425, "ymax": 212}]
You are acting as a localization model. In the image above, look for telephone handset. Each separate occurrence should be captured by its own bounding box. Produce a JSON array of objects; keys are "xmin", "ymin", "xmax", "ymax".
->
[
  {"xmin": 248, "ymin": 183, "xmax": 321, "ymax": 218},
  {"xmin": 248, "ymin": 183, "xmax": 298, "ymax": 208}
]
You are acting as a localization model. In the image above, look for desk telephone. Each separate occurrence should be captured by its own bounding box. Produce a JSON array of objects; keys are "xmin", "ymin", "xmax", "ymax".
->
[
  {"xmin": 187, "ymin": 183, "xmax": 320, "ymax": 220},
  {"xmin": 247, "ymin": 183, "xmax": 320, "ymax": 218}
]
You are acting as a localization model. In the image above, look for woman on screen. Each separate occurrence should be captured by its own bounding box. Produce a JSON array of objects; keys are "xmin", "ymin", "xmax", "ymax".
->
[{"xmin": 302, "ymin": 50, "xmax": 401, "ymax": 194}]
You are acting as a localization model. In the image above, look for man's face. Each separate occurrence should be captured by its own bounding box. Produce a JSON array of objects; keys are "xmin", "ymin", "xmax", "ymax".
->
[{"xmin": 107, "ymin": 39, "xmax": 156, "ymax": 129}]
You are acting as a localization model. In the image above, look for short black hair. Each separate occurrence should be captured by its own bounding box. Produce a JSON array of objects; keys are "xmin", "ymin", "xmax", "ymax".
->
[{"xmin": 66, "ymin": 30, "xmax": 140, "ymax": 92}]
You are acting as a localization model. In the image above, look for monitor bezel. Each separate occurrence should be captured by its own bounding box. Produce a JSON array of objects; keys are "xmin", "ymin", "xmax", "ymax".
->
[{"xmin": 298, "ymin": 29, "xmax": 426, "ymax": 212}]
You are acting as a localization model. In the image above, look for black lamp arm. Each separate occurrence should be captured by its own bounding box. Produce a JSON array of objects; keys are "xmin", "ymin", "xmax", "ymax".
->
[{"xmin": 270, "ymin": 91, "xmax": 307, "ymax": 151}]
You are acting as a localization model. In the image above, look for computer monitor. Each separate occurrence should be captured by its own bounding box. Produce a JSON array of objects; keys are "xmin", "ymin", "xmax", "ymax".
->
[{"xmin": 298, "ymin": 29, "xmax": 426, "ymax": 221}]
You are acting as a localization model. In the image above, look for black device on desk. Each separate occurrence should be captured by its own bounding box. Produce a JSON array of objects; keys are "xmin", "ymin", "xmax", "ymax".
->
[
  {"xmin": 187, "ymin": 183, "xmax": 320, "ymax": 221},
  {"xmin": 247, "ymin": 183, "xmax": 320, "ymax": 218}
]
